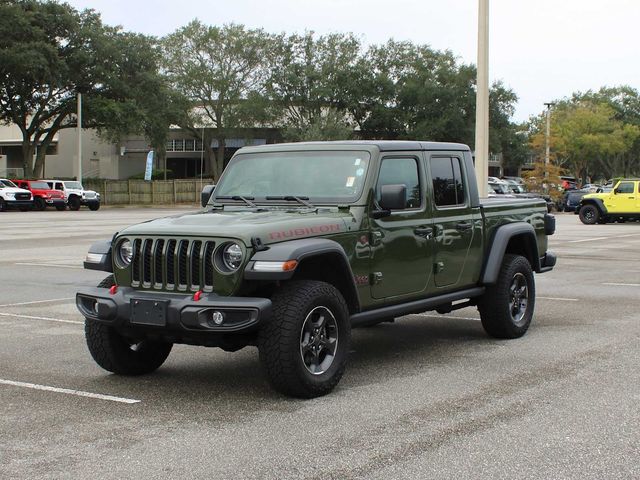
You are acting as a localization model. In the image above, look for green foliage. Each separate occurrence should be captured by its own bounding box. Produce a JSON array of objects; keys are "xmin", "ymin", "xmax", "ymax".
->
[
  {"xmin": 162, "ymin": 21, "xmax": 275, "ymax": 179},
  {"xmin": 529, "ymin": 88, "xmax": 640, "ymax": 181}
]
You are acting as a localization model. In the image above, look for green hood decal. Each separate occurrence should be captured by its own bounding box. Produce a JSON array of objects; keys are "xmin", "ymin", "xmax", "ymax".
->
[{"xmin": 119, "ymin": 208, "xmax": 359, "ymax": 245}]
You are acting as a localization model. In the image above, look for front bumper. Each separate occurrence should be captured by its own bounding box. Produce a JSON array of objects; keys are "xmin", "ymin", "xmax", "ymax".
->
[
  {"xmin": 46, "ymin": 198, "xmax": 66, "ymax": 206},
  {"xmin": 5, "ymin": 199, "xmax": 33, "ymax": 208},
  {"xmin": 76, "ymin": 286, "xmax": 271, "ymax": 334}
]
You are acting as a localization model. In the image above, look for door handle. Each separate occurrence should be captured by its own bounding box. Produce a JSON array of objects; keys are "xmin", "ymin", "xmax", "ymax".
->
[
  {"xmin": 456, "ymin": 222, "xmax": 472, "ymax": 231},
  {"xmin": 414, "ymin": 227, "xmax": 433, "ymax": 239}
]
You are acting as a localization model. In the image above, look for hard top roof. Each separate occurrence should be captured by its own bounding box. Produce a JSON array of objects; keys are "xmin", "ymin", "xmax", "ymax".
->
[{"xmin": 239, "ymin": 140, "xmax": 470, "ymax": 153}]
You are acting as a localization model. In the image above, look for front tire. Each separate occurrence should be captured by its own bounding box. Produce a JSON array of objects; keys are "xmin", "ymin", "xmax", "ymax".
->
[
  {"xmin": 84, "ymin": 275, "xmax": 172, "ymax": 375},
  {"xmin": 0, "ymin": 198, "xmax": 5, "ymax": 212},
  {"xmin": 88, "ymin": 202, "xmax": 100, "ymax": 211},
  {"xmin": 55, "ymin": 204, "xmax": 66, "ymax": 211},
  {"xmin": 34, "ymin": 197, "xmax": 46, "ymax": 211},
  {"xmin": 579, "ymin": 204, "xmax": 599, "ymax": 224},
  {"xmin": 259, "ymin": 280, "xmax": 351, "ymax": 398},
  {"xmin": 68, "ymin": 196, "xmax": 81, "ymax": 210},
  {"xmin": 478, "ymin": 254, "xmax": 535, "ymax": 339}
]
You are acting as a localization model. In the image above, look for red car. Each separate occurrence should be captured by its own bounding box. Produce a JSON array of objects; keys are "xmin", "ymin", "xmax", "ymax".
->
[{"xmin": 12, "ymin": 179, "xmax": 66, "ymax": 211}]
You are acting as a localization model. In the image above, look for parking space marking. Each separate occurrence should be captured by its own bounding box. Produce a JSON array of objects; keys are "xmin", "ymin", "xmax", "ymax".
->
[
  {"xmin": 567, "ymin": 237, "xmax": 609, "ymax": 243},
  {"xmin": 602, "ymin": 282, "xmax": 640, "ymax": 287},
  {"xmin": 15, "ymin": 262, "xmax": 83, "ymax": 269},
  {"xmin": 0, "ymin": 297, "xmax": 74, "ymax": 308},
  {"xmin": 538, "ymin": 296, "xmax": 579, "ymax": 301},
  {"xmin": 0, "ymin": 379, "xmax": 140, "ymax": 404},
  {"xmin": 0, "ymin": 312, "xmax": 82, "ymax": 325}
]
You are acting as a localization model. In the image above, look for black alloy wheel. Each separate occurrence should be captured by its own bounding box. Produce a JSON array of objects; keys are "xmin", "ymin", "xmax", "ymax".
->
[{"xmin": 299, "ymin": 306, "xmax": 339, "ymax": 375}]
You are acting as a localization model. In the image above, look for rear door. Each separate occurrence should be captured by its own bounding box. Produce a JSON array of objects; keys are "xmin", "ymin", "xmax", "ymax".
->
[{"xmin": 425, "ymin": 153, "xmax": 479, "ymax": 289}]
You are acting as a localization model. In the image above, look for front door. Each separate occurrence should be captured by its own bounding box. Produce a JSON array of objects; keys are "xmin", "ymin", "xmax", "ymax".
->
[
  {"xmin": 606, "ymin": 181, "xmax": 636, "ymax": 213},
  {"xmin": 426, "ymin": 154, "xmax": 477, "ymax": 289},
  {"xmin": 370, "ymin": 155, "xmax": 433, "ymax": 299}
]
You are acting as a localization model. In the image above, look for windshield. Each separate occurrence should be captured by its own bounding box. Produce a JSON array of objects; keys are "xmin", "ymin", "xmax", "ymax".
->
[
  {"xmin": 213, "ymin": 151, "xmax": 371, "ymax": 203},
  {"xmin": 29, "ymin": 181, "xmax": 50, "ymax": 189},
  {"xmin": 1, "ymin": 179, "xmax": 17, "ymax": 188},
  {"xmin": 64, "ymin": 181, "xmax": 83, "ymax": 189}
]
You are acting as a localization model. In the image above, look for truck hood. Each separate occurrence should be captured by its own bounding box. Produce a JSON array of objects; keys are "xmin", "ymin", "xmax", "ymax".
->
[
  {"xmin": 119, "ymin": 207, "xmax": 361, "ymax": 245},
  {"xmin": 0, "ymin": 187, "xmax": 32, "ymax": 196},
  {"xmin": 582, "ymin": 192, "xmax": 607, "ymax": 200}
]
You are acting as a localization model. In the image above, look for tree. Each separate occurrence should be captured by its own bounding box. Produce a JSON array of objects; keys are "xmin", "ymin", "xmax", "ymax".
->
[
  {"xmin": 267, "ymin": 32, "xmax": 360, "ymax": 141},
  {"xmin": 529, "ymin": 98, "xmax": 640, "ymax": 182},
  {"xmin": 162, "ymin": 21, "xmax": 274, "ymax": 179},
  {"xmin": 0, "ymin": 0, "xmax": 177, "ymax": 178}
]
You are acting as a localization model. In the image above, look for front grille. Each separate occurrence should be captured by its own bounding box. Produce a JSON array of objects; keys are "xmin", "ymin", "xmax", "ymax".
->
[
  {"xmin": 85, "ymin": 192, "xmax": 96, "ymax": 199},
  {"xmin": 130, "ymin": 238, "xmax": 216, "ymax": 292},
  {"xmin": 15, "ymin": 193, "xmax": 30, "ymax": 200}
]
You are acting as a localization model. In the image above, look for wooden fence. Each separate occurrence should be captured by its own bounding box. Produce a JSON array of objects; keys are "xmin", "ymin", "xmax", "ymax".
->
[{"xmin": 83, "ymin": 179, "xmax": 214, "ymax": 205}]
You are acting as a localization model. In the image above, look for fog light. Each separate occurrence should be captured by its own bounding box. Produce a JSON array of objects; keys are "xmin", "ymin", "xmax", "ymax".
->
[{"xmin": 211, "ymin": 311, "xmax": 224, "ymax": 325}]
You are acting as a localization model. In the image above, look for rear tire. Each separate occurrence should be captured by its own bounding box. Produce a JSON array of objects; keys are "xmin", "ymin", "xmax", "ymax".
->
[
  {"xmin": 478, "ymin": 254, "xmax": 535, "ymax": 339},
  {"xmin": 34, "ymin": 197, "xmax": 46, "ymax": 211},
  {"xmin": 84, "ymin": 275, "xmax": 172, "ymax": 375},
  {"xmin": 55, "ymin": 204, "xmax": 66, "ymax": 211},
  {"xmin": 88, "ymin": 202, "xmax": 100, "ymax": 211},
  {"xmin": 258, "ymin": 280, "xmax": 351, "ymax": 398},
  {"xmin": 0, "ymin": 198, "xmax": 5, "ymax": 212},
  {"xmin": 579, "ymin": 204, "xmax": 599, "ymax": 224}
]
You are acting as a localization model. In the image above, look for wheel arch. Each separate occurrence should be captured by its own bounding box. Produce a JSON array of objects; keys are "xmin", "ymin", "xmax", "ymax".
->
[
  {"xmin": 580, "ymin": 198, "xmax": 607, "ymax": 215},
  {"xmin": 481, "ymin": 223, "xmax": 540, "ymax": 285},
  {"xmin": 244, "ymin": 238, "xmax": 361, "ymax": 314}
]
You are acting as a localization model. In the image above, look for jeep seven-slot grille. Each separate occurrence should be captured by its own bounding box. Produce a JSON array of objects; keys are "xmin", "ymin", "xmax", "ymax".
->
[{"xmin": 130, "ymin": 238, "xmax": 215, "ymax": 292}]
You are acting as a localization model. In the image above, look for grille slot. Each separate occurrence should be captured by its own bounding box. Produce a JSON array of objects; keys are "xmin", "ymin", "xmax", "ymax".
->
[{"xmin": 128, "ymin": 237, "xmax": 218, "ymax": 291}]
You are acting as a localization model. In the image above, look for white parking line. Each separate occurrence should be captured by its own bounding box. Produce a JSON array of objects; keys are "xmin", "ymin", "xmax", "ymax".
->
[
  {"xmin": 567, "ymin": 237, "xmax": 609, "ymax": 243},
  {"xmin": 0, "ymin": 379, "xmax": 140, "ymax": 404},
  {"xmin": 15, "ymin": 262, "xmax": 83, "ymax": 269},
  {"xmin": 538, "ymin": 296, "xmax": 579, "ymax": 301},
  {"xmin": 602, "ymin": 282, "xmax": 640, "ymax": 287},
  {"xmin": 0, "ymin": 297, "xmax": 74, "ymax": 308},
  {"xmin": 0, "ymin": 312, "xmax": 82, "ymax": 325}
]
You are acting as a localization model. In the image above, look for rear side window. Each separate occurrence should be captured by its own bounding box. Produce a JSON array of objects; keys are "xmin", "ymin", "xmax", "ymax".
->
[
  {"xmin": 376, "ymin": 157, "xmax": 421, "ymax": 209},
  {"xmin": 430, "ymin": 157, "xmax": 466, "ymax": 207}
]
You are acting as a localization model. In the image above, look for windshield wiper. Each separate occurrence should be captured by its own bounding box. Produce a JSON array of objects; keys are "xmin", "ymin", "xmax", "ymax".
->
[
  {"xmin": 266, "ymin": 195, "xmax": 315, "ymax": 208},
  {"xmin": 215, "ymin": 195, "xmax": 257, "ymax": 207}
]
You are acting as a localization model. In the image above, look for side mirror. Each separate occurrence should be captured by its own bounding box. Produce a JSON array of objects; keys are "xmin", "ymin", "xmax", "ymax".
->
[
  {"xmin": 379, "ymin": 184, "xmax": 407, "ymax": 210},
  {"xmin": 201, "ymin": 184, "xmax": 216, "ymax": 207}
]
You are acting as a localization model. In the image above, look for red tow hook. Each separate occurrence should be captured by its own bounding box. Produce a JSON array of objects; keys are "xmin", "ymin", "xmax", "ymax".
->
[
  {"xmin": 109, "ymin": 285, "xmax": 118, "ymax": 295},
  {"xmin": 193, "ymin": 290, "xmax": 203, "ymax": 301}
]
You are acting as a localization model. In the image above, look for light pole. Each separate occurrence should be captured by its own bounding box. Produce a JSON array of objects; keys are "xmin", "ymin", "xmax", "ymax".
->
[
  {"xmin": 77, "ymin": 92, "xmax": 82, "ymax": 182},
  {"xmin": 475, "ymin": 0, "xmax": 489, "ymax": 197},
  {"xmin": 543, "ymin": 102, "xmax": 555, "ymax": 186}
]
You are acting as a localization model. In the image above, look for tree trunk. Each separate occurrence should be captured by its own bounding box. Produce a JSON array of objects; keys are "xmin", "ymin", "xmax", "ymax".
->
[
  {"xmin": 21, "ymin": 138, "xmax": 34, "ymax": 178},
  {"xmin": 214, "ymin": 139, "xmax": 226, "ymax": 181}
]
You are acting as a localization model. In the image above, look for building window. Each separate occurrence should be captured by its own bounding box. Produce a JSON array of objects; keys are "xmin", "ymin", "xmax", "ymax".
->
[
  {"xmin": 174, "ymin": 139, "xmax": 184, "ymax": 152},
  {"xmin": 185, "ymin": 139, "xmax": 195, "ymax": 151},
  {"xmin": 166, "ymin": 140, "xmax": 174, "ymax": 151}
]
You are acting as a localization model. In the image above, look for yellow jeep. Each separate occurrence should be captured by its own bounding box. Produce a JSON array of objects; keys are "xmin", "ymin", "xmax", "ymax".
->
[{"xmin": 578, "ymin": 179, "xmax": 640, "ymax": 224}]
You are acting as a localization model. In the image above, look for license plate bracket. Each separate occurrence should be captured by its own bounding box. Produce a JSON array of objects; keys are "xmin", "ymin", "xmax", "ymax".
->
[{"xmin": 130, "ymin": 298, "xmax": 168, "ymax": 326}]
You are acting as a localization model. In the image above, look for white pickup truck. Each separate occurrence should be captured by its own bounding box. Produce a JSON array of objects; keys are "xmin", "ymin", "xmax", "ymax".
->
[{"xmin": 0, "ymin": 179, "xmax": 33, "ymax": 212}]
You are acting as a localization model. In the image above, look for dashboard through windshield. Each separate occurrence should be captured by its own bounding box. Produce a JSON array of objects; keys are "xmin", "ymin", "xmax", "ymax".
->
[{"xmin": 213, "ymin": 151, "xmax": 371, "ymax": 204}]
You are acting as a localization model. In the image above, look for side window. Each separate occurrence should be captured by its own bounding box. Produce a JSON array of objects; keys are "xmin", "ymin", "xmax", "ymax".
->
[
  {"xmin": 376, "ymin": 157, "xmax": 421, "ymax": 209},
  {"xmin": 616, "ymin": 182, "xmax": 634, "ymax": 194},
  {"xmin": 56, "ymin": 183, "xmax": 63, "ymax": 191},
  {"xmin": 430, "ymin": 157, "xmax": 466, "ymax": 207}
]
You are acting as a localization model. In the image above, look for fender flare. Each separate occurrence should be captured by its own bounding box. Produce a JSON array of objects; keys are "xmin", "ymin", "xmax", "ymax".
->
[
  {"xmin": 481, "ymin": 222, "xmax": 540, "ymax": 285},
  {"xmin": 580, "ymin": 198, "xmax": 608, "ymax": 215},
  {"xmin": 244, "ymin": 238, "xmax": 360, "ymax": 311},
  {"xmin": 83, "ymin": 239, "xmax": 113, "ymax": 272}
]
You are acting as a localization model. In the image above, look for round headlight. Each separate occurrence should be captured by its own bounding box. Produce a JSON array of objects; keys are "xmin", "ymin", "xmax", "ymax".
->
[
  {"xmin": 222, "ymin": 243, "xmax": 243, "ymax": 271},
  {"xmin": 118, "ymin": 239, "xmax": 133, "ymax": 267}
]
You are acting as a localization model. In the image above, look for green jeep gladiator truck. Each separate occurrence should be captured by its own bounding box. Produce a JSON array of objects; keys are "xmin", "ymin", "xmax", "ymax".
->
[{"xmin": 77, "ymin": 141, "xmax": 556, "ymax": 398}]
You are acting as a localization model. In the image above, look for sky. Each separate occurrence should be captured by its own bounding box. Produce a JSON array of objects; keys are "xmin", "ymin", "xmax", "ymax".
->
[{"xmin": 64, "ymin": 0, "xmax": 640, "ymax": 123}]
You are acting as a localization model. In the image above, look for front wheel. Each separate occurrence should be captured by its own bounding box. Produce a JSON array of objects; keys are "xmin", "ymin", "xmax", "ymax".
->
[
  {"xmin": 259, "ymin": 280, "xmax": 351, "ymax": 398},
  {"xmin": 84, "ymin": 275, "xmax": 172, "ymax": 375},
  {"xmin": 0, "ymin": 198, "xmax": 5, "ymax": 212},
  {"xmin": 34, "ymin": 197, "xmax": 46, "ymax": 211},
  {"xmin": 579, "ymin": 204, "xmax": 599, "ymax": 224},
  {"xmin": 68, "ymin": 196, "xmax": 81, "ymax": 210},
  {"xmin": 88, "ymin": 202, "xmax": 100, "ymax": 211},
  {"xmin": 477, "ymin": 254, "xmax": 535, "ymax": 339}
]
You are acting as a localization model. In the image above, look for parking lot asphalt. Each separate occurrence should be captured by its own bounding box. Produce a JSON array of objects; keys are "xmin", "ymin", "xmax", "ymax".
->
[{"xmin": 0, "ymin": 208, "xmax": 638, "ymax": 479}]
